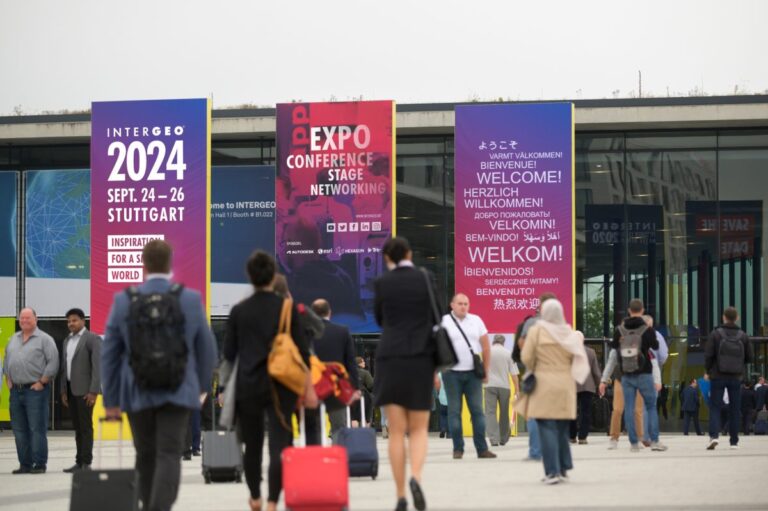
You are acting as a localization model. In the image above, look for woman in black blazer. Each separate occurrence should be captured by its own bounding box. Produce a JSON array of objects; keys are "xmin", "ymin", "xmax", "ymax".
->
[
  {"xmin": 224, "ymin": 251, "xmax": 318, "ymax": 511},
  {"xmin": 373, "ymin": 237, "xmax": 435, "ymax": 511}
]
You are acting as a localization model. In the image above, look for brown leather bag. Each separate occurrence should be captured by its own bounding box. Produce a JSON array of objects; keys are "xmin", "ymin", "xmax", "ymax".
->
[{"xmin": 268, "ymin": 298, "xmax": 308, "ymax": 395}]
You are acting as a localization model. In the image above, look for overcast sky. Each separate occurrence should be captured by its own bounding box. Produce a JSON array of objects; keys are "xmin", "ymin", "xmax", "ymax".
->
[{"xmin": 1, "ymin": 0, "xmax": 766, "ymax": 115}]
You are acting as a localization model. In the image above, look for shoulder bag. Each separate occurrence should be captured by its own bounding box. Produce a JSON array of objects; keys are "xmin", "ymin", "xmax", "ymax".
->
[
  {"xmin": 420, "ymin": 268, "xmax": 458, "ymax": 372},
  {"xmin": 449, "ymin": 314, "xmax": 486, "ymax": 379}
]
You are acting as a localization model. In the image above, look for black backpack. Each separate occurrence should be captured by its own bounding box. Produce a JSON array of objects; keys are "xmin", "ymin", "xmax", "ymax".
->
[
  {"xmin": 126, "ymin": 283, "xmax": 188, "ymax": 390},
  {"xmin": 716, "ymin": 327, "xmax": 745, "ymax": 375},
  {"xmin": 618, "ymin": 324, "xmax": 648, "ymax": 374}
]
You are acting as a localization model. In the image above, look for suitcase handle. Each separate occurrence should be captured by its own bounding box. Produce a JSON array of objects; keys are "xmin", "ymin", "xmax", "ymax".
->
[
  {"xmin": 300, "ymin": 402, "xmax": 329, "ymax": 447},
  {"xmin": 345, "ymin": 395, "xmax": 365, "ymax": 428},
  {"xmin": 97, "ymin": 417, "xmax": 125, "ymax": 470}
]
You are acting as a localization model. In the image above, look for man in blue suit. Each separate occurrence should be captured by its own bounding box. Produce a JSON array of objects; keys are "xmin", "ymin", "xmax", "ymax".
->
[
  {"xmin": 681, "ymin": 378, "xmax": 702, "ymax": 436},
  {"xmin": 102, "ymin": 240, "xmax": 217, "ymax": 511}
]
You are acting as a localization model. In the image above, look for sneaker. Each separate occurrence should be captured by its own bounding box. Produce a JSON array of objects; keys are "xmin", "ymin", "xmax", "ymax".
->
[
  {"xmin": 650, "ymin": 442, "xmax": 668, "ymax": 452},
  {"xmin": 608, "ymin": 439, "xmax": 618, "ymax": 450},
  {"xmin": 29, "ymin": 466, "xmax": 46, "ymax": 474},
  {"xmin": 569, "ymin": 438, "xmax": 577, "ymax": 444},
  {"xmin": 541, "ymin": 474, "xmax": 560, "ymax": 485},
  {"xmin": 706, "ymin": 438, "xmax": 718, "ymax": 450},
  {"xmin": 730, "ymin": 444, "xmax": 739, "ymax": 450},
  {"xmin": 630, "ymin": 444, "xmax": 641, "ymax": 452},
  {"xmin": 192, "ymin": 450, "xmax": 201, "ymax": 457},
  {"xmin": 578, "ymin": 439, "xmax": 588, "ymax": 445},
  {"xmin": 12, "ymin": 467, "xmax": 31, "ymax": 475},
  {"xmin": 559, "ymin": 471, "xmax": 569, "ymax": 482},
  {"xmin": 477, "ymin": 450, "xmax": 497, "ymax": 459}
]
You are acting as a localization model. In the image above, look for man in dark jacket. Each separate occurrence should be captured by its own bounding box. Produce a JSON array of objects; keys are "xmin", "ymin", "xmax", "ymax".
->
[
  {"xmin": 740, "ymin": 382, "xmax": 756, "ymax": 435},
  {"xmin": 610, "ymin": 298, "xmax": 664, "ymax": 452},
  {"xmin": 704, "ymin": 306, "xmax": 754, "ymax": 450},
  {"xmin": 311, "ymin": 298, "xmax": 360, "ymax": 440},
  {"xmin": 681, "ymin": 378, "xmax": 702, "ymax": 435}
]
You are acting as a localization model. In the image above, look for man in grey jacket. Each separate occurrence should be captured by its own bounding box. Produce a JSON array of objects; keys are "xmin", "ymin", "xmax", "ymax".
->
[
  {"xmin": 569, "ymin": 345, "xmax": 602, "ymax": 444},
  {"xmin": 59, "ymin": 307, "xmax": 101, "ymax": 473},
  {"xmin": 3, "ymin": 307, "xmax": 59, "ymax": 474}
]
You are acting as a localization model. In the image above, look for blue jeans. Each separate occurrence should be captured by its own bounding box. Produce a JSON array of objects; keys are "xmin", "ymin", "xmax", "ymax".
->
[
  {"xmin": 622, "ymin": 373, "xmax": 659, "ymax": 444},
  {"xmin": 536, "ymin": 419, "xmax": 573, "ymax": 477},
  {"xmin": 442, "ymin": 370, "xmax": 489, "ymax": 454},
  {"xmin": 709, "ymin": 378, "xmax": 742, "ymax": 445},
  {"xmin": 10, "ymin": 385, "xmax": 50, "ymax": 468},
  {"xmin": 527, "ymin": 418, "xmax": 542, "ymax": 459},
  {"xmin": 438, "ymin": 403, "xmax": 449, "ymax": 433}
]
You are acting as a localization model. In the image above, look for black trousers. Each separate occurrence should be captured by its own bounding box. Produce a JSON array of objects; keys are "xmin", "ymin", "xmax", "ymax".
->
[
  {"xmin": 128, "ymin": 404, "xmax": 191, "ymax": 511},
  {"xmin": 569, "ymin": 391, "xmax": 594, "ymax": 440},
  {"xmin": 683, "ymin": 411, "xmax": 702, "ymax": 435},
  {"xmin": 742, "ymin": 408, "xmax": 756, "ymax": 435},
  {"xmin": 67, "ymin": 383, "xmax": 94, "ymax": 466},
  {"xmin": 237, "ymin": 397, "xmax": 295, "ymax": 503}
]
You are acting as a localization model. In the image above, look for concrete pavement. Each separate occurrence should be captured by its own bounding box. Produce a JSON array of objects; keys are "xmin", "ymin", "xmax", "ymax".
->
[{"xmin": 0, "ymin": 431, "xmax": 766, "ymax": 510}]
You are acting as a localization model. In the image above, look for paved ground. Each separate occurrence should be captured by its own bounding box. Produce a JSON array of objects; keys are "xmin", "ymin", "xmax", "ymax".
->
[{"xmin": 0, "ymin": 430, "xmax": 766, "ymax": 510}]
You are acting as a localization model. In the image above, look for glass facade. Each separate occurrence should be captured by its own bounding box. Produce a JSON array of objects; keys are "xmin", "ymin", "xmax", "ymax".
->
[{"xmin": 0, "ymin": 122, "xmax": 766, "ymax": 430}]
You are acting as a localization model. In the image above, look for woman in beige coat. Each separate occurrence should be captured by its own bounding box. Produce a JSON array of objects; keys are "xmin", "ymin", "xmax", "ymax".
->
[{"xmin": 514, "ymin": 299, "xmax": 589, "ymax": 484}]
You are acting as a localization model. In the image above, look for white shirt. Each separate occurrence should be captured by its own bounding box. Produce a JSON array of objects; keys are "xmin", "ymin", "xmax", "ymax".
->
[
  {"xmin": 485, "ymin": 344, "xmax": 519, "ymax": 389},
  {"xmin": 66, "ymin": 327, "xmax": 86, "ymax": 380},
  {"xmin": 442, "ymin": 312, "xmax": 488, "ymax": 371}
]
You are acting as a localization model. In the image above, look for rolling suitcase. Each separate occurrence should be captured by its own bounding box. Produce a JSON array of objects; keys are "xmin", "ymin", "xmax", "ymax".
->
[
  {"xmin": 283, "ymin": 403, "xmax": 349, "ymax": 511},
  {"xmin": 70, "ymin": 418, "xmax": 139, "ymax": 511},
  {"xmin": 202, "ymin": 391, "xmax": 243, "ymax": 483},
  {"xmin": 334, "ymin": 396, "xmax": 378, "ymax": 479}
]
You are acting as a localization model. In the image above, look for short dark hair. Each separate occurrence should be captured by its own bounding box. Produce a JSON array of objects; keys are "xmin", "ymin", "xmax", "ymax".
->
[
  {"xmin": 143, "ymin": 240, "xmax": 172, "ymax": 273},
  {"xmin": 246, "ymin": 250, "xmax": 276, "ymax": 287},
  {"xmin": 311, "ymin": 299, "xmax": 331, "ymax": 318},
  {"xmin": 628, "ymin": 298, "xmax": 644, "ymax": 313},
  {"xmin": 723, "ymin": 306, "xmax": 739, "ymax": 323},
  {"xmin": 356, "ymin": 356, "xmax": 365, "ymax": 365},
  {"xmin": 382, "ymin": 237, "xmax": 411, "ymax": 264},
  {"xmin": 66, "ymin": 308, "xmax": 85, "ymax": 320}
]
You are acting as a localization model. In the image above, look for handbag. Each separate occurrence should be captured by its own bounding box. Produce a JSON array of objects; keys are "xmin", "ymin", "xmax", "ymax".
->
[
  {"xmin": 449, "ymin": 314, "xmax": 486, "ymax": 379},
  {"xmin": 521, "ymin": 373, "xmax": 536, "ymax": 394},
  {"xmin": 267, "ymin": 298, "xmax": 309, "ymax": 395},
  {"xmin": 420, "ymin": 268, "xmax": 458, "ymax": 372}
]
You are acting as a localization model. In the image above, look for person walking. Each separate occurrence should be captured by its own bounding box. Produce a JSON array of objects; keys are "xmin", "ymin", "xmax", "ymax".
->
[
  {"xmin": 681, "ymin": 378, "xmax": 703, "ymax": 435},
  {"xmin": 610, "ymin": 299, "xmax": 666, "ymax": 452},
  {"xmin": 223, "ymin": 250, "xmax": 317, "ymax": 511},
  {"xmin": 704, "ymin": 306, "xmax": 754, "ymax": 450},
  {"xmin": 59, "ymin": 307, "xmax": 101, "ymax": 473},
  {"xmin": 442, "ymin": 293, "xmax": 496, "ymax": 460},
  {"xmin": 4, "ymin": 307, "xmax": 59, "ymax": 474},
  {"xmin": 569, "ymin": 344, "xmax": 601, "ymax": 444},
  {"xmin": 373, "ymin": 237, "xmax": 435, "ymax": 511},
  {"xmin": 102, "ymin": 240, "xmax": 217, "ymax": 511},
  {"xmin": 740, "ymin": 381, "xmax": 756, "ymax": 435},
  {"xmin": 484, "ymin": 334, "xmax": 519, "ymax": 447},
  {"xmin": 514, "ymin": 299, "xmax": 589, "ymax": 484},
  {"xmin": 435, "ymin": 372, "xmax": 449, "ymax": 438}
]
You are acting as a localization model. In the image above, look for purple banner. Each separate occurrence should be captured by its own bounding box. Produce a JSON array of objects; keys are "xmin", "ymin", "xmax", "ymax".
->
[
  {"xmin": 91, "ymin": 98, "xmax": 210, "ymax": 333},
  {"xmin": 276, "ymin": 101, "xmax": 395, "ymax": 333},
  {"xmin": 455, "ymin": 103, "xmax": 574, "ymax": 332}
]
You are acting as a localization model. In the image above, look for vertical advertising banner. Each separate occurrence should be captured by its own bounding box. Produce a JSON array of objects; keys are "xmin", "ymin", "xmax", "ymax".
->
[
  {"xmin": 211, "ymin": 165, "xmax": 276, "ymax": 315},
  {"xmin": 455, "ymin": 103, "xmax": 574, "ymax": 333},
  {"xmin": 0, "ymin": 317, "xmax": 15, "ymax": 421},
  {"xmin": 0, "ymin": 172, "xmax": 17, "ymax": 316},
  {"xmin": 276, "ymin": 101, "xmax": 395, "ymax": 333},
  {"xmin": 91, "ymin": 99, "xmax": 211, "ymax": 333}
]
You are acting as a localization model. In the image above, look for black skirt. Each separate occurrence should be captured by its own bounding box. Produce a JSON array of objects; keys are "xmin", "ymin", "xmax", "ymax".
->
[{"xmin": 373, "ymin": 355, "xmax": 435, "ymax": 411}]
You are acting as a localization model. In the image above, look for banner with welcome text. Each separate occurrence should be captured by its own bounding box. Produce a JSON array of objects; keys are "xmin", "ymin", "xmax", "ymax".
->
[
  {"xmin": 454, "ymin": 103, "xmax": 574, "ymax": 333},
  {"xmin": 276, "ymin": 101, "xmax": 395, "ymax": 333},
  {"xmin": 90, "ymin": 98, "xmax": 211, "ymax": 333}
]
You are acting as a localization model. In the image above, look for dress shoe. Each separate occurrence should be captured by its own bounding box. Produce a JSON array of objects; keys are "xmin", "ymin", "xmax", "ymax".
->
[
  {"xmin": 12, "ymin": 466, "xmax": 31, "ymax": 474},
  {"xmin": 578, "ymin": 439, "xmax": 588, "ymax": 445},
  {"xmin": 477, "ymin": 450, "xmax": 497, "ymax": 459},
  {"xmin": 394, "ymin": 497, "xmax": 407, "ymax": 511},
  {"xmin": 438, "ymin": 432, "xmax": 445, "ymax": 438},
  {"xmin": 182, "ymin": 452, "xmax": 192, "ymax": 461},
  {"xmin": 30, "ymin": 466, "xmax": 46, "ymax": 474},
  {"xmin": 81, "ymin": 464, "xmax": 92, "ymax": 471},
  {"xmin": 409, "ymin": 477, "xmax": 426, "ymax": 511},
  {"xmin": 63, "ymin": 464, "xmax": 81, "ymax": 473},
  {"xmin": 452, "ymin": 450, "xmax": 463, "ymax": 459}
]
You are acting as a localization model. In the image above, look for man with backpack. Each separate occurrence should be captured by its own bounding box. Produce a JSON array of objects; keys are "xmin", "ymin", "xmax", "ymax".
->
[
  {"xmin": 102, "ymin": 240, "xmax": 217, "ymax": 511},
  {"xmin": 610, "ymin": 298, "xmax": 666, "ymax": 452},
  {"xmin": 704, "ymin": 306, "xmax": 753, "ymax": 450}
]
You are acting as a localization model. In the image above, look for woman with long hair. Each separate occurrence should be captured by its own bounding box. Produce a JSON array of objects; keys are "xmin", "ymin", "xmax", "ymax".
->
[
  {"xmin": 515, "ymin": 299, "xmax": 589, "ymax": 484},
  {"xmin": 373, "ymin": 237, "xmax": 436, "ymax": 511}
]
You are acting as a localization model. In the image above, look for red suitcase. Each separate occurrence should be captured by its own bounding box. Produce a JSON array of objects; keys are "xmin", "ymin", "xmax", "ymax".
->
[{"xmin": 283, "ymin": 404, "xmax": 349, "ymax": 511}]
